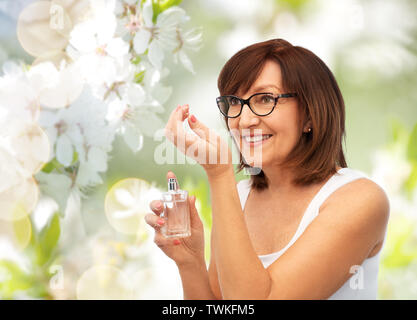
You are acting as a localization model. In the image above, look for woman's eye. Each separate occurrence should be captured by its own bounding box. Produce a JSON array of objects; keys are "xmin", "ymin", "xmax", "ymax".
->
[
  {"xmin": 261, "ymin": 95, "xmax": 274, "ymax": 103},
  {"xmin": 230, "ymin": 98, "xmax": 240, "ymax": 105}
]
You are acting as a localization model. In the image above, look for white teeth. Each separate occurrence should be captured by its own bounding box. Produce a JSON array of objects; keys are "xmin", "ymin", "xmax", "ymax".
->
[{"xmin": 243, "ymin": 135, "xmax": 272, "ymax": 143}]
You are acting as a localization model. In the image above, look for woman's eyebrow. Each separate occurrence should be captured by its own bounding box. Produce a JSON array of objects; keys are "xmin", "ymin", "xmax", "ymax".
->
[{"xmin": 250, "ymin": 84, "xmax": 283, "ymax": 92}]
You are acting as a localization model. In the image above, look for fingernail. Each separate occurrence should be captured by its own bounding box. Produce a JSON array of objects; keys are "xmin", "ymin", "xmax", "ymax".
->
[
  {"xmin": 190, "ymin": 114, "xmax": 196, "ymax": 123},
  {"xmin": 156, "ymin": 202, "xmax": 163, "ymax": 209},
  {"xmin": 176, "ymin": 105, "xmax": 181, "ymax": 111},
  {"xmin": 157, "ymin": 218, "xmax": 165, "ymax": 225},
  {"xmin": 173, "ymin": 239, "xmax": 181, "ymax": 245}
]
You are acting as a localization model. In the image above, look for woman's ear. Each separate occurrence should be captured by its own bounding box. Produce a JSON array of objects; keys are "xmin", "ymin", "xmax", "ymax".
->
[{"xmin": 303, "ymin": 119, "xmax": 312, "ymax": 133}]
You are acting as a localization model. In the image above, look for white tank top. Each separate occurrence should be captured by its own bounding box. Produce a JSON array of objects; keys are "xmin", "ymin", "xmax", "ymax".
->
[{"xmin": 236, "ymin": 167, "xmax": 386, "ymax": 299}]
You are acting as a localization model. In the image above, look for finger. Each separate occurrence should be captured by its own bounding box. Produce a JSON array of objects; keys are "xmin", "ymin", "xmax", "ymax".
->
[
  {"xmin": 188, "ymin": 113, "xmax": 220, "ymax": 145},
  {"xmin": 144, "ymin": 213, "xmax": 165, "ymax": 228},
  {"xmin": 154, "ymin": 232, "xmax": 179, "ymax": 248},
  {"xmin": 164, "ymin": 104, "xmax": 197, "ymax": 149},
  {"xmin": 164, "ymin": 105, "xmax": 212, "ymax": 164},
  {"xmin": 189, "ymin": 114, "xmax": 233, "ymax": 165},
  {"xmin": 165, "ymin": 104, "xmax": 189, "ymax": 140},
  {"xmin": 166, "ymin": 170, "xmax": 180, "ymax": 189},
  {"xmin": 188, "ymin": 195, "xmax": 203, "ymax": 228},
  {"xmin": 153, "ymin": 232, "xmax": 168, "ymax": 248},
  {"xmin": 187, "ymin": 113, "xmax": 231, "ymax": 163},
  {"xmin": 149, "ymin": 200, "xmax": 164, "ymax": 215}
]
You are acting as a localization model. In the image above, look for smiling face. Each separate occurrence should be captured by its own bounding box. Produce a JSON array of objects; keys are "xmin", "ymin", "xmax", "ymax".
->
[
  {"xmin": 218, "ymin": 39, "xmax": 347, "ymax": 188},
  {"xmin": 227, "ymin": 59, "xmax": 307, "ymax": 169}
]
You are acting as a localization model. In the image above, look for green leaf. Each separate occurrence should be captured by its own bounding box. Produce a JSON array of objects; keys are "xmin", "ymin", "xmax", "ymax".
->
[
  {"xmin": 159, "ymin": 0, "xmax": 183, "ymax": 11},
  {"xmin": 131, "ymin": 55, "xmax": 142, "ymax": 65},
  {"xmin": 0, "ymin": 260, "xmax": 32, "ymax": 299},
  {"xmin": 152, "ymin": 0, "xmax": 161, "ymax": 23},
  {"xmin": 183, "ymin": 177, "xmax": 212, "ymax": 263},
  {"xmin": 35, "ymin": 213, "xmax": 61, "ymax": 266},
  {"xmin": 274, "ymin": 0, "xmax": 311, "ymax": 12},
  {"xmin": 42, "ymin": 152, "xmax": 78, "ymax": 174},
  {"xmin": 152, "ymin": 0, "xmax": 183, "ymax": 22},
  {"xmin": 12, "ymin": 215, "xmax": 32, "ymax": 250},
  {"xmin": 404, "ymin": 161, "xmax": 417, "ymax": 197},
  {"xmin": 406, "ymin": 122, "xmax": 417, "ymax": 161},
  {"xmin": 134, "ymin": 70, "xmax": 146, "ymax": 84},
  {"xmin": 36, "ymin": 172, "xmax": 72, "ymax": 215},
  {"xmin": 381, "ymin": 217, "xmax": 417, "ymax": 269},
  {"xmin": 72, "ymin": 151, "xmax": 79, "ymax": 164},
  {"xmin": 389, "ymin": 117, "xmax": 409, "ymax": 144},
  {"xmin": 41, "ymin": 158, "xmax": 64, "ymax": 173},
  {"xmin": 183, "ymin": 177, "xmax": 212, "ymax": 225}
]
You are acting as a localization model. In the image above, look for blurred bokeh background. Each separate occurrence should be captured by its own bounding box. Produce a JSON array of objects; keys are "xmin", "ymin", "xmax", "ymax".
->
[{"xmin": 1, "ymin": 0, "xmax": 417, "ymax": 299}]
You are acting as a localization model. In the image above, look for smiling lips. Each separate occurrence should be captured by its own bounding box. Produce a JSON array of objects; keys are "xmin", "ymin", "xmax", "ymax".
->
[{"xmin": 241, "ymin": 134, "xmax": 273, "ymax": 146}]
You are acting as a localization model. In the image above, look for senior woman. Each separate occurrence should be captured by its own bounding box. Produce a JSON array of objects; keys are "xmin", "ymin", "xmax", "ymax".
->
[{"xmin": 144, "ymin": 38, "xmax": 389, "ymax": 300}]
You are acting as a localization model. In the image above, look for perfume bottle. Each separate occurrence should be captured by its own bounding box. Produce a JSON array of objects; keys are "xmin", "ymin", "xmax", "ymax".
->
[{"xmin": 160, "ymin": 178, "xmax": 191, "ymax": 238}]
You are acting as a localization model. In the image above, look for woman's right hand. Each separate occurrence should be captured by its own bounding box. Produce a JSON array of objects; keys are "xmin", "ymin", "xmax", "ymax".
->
[{"xmin": 145, "ymin": 171, "xmax": 206, "ymax": 268}]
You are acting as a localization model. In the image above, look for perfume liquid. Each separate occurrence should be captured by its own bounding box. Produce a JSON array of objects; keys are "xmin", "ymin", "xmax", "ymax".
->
[{"xmin": 161, "ymin": 178, "xmax": 191, "ymax": 238}]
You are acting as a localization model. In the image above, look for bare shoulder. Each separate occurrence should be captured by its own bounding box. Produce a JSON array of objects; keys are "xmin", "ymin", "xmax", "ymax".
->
[{"xmin": 321, "ymin": 177, "xmax": 390, "ymax": 243}]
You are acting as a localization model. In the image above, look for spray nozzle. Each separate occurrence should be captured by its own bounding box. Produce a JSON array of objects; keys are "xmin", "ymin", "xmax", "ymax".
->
[{"xmin": 168, "ymin": 178, "xmax": 178, "ymax": 191}]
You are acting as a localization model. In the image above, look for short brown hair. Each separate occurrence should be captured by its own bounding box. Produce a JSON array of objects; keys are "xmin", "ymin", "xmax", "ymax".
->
[{"xmin": 217, "ymin": 38, "xmax": 347, "ymax": 190}]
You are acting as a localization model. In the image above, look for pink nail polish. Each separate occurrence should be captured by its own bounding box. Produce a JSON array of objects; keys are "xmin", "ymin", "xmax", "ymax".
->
[
  {"xmin": 173, "ymin": 239, "xmax": 181, "ymax": 245},
  {"xmin": 157, "ymin": 218, "xmax": 165, "ymax": 225},
  {"xmin": 190, "ymin": 115, "xmax": 196, "ymax": 123}
]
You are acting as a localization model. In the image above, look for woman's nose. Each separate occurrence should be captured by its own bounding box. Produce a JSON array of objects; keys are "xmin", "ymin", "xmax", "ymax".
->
[{"xmin": 238, "ymin": 103, "xmax": 260, "ymax": 127}]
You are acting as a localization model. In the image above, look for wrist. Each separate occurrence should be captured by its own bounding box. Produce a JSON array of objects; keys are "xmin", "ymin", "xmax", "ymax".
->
[
  {"xmin": 176, "ymin": 256, "xmax": 207, "ymax": 272},
  {"xmin": 206, "ymin": 165, "xmax": 234, "ymax": 183}
]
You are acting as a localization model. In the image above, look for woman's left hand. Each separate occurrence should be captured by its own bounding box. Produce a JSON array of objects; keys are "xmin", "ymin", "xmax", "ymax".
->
[{"xmin": 164, "ymin": 104, "xmax": 233, "ymax": 178}]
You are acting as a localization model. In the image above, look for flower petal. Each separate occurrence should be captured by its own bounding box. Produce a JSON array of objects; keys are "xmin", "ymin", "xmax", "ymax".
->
[
  {"xmin": 133, "ymin": 29, "xmax": 151, "ymax": 54},
  {"xmin": 157, "ymin": 7, "xmax": 187, "ymax": 28},
  {"xmin": 127, "ymin": 83, "xmax": 145, "ymax": 106},
  {"xmin": 56, "ymin": 134, "xmax": 73, "ymax": 166},
  {"xmin": 87, "ymin": 147, "xmax": 108, "ymax": 172},
  {"xmin": 179, "ymin": 50, "xmax": 195, "ymax": 74},
  {"xmin": 142, "ymin": 0, "xmax": 154, "ymax": 27},
  {"xmin": 148, "ymin": 40, "xmax": 164, "ymax": 70},
  {"xmin": 106, "ymin": 37, "xmax": 129, "ymax": 58}
]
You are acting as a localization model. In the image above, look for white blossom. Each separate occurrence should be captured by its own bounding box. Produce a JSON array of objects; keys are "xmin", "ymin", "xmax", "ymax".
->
[
  {"xmin": 27, "ymin": 60, "xmax": 85, "ymax": 109},
  {"xmin": 39, "ymin": 86, "xmax": 116, "ymax": 189},
  {"xmin": 0, "ymin": 61, "xmax": 39, "ymax": 123},
  {"xmin": 67, "ymin": 2, "xmax": 130, "ymax": 87},
  {"xmin": 133, "ymin": 1, "xmax": 188, "ymax": 70}
]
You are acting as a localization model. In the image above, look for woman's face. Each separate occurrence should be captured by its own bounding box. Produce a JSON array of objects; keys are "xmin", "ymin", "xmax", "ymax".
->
[{"xmin": 227, "ymin": 60, "xmax": 305, "ymax": 168}]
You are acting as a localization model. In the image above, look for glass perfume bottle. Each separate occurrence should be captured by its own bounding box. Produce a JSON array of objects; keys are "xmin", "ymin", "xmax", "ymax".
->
[{"xmin": 160, "ymin": 178, "xmax": 191, "ymax": 238}]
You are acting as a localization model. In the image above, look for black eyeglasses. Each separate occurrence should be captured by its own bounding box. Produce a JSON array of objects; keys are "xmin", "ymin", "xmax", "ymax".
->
[{"xmin": 216, "ymin": 92, "xmax": 297, "ymax": 118}]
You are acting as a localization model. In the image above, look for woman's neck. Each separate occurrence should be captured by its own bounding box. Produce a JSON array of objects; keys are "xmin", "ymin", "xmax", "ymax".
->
[
  {"xmin": 260, "ymin": 165, "xmax": 300, "ymax": 193},
  {"xmin": 259, "ymin": 165, "xmax": 342, "ymax": 194}
]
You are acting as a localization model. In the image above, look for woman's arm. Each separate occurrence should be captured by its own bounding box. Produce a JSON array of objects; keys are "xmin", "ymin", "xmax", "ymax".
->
[
  {"xmin": 208, "ymin": 168, "xmax": 273, "ymax": 299},
  {"xmin": 176, "ymin": 221, "xmax": 224, "ymax": 299},
  {"xmin": 207, "ymin": 226, "xmax": 224, "ymax": 300},
  {"xmin": 176, "ymin": 259, "xmax": 218, "ymax": 300},
  {"xmin": 177, "ymin": 213, "xmax": 225, "ymax": 300}
]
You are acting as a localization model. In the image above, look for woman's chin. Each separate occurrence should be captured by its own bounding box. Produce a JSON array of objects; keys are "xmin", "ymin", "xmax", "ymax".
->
[{"xmin": 242, "ymin": 157, "xmax": 271, "ymax": 169}]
